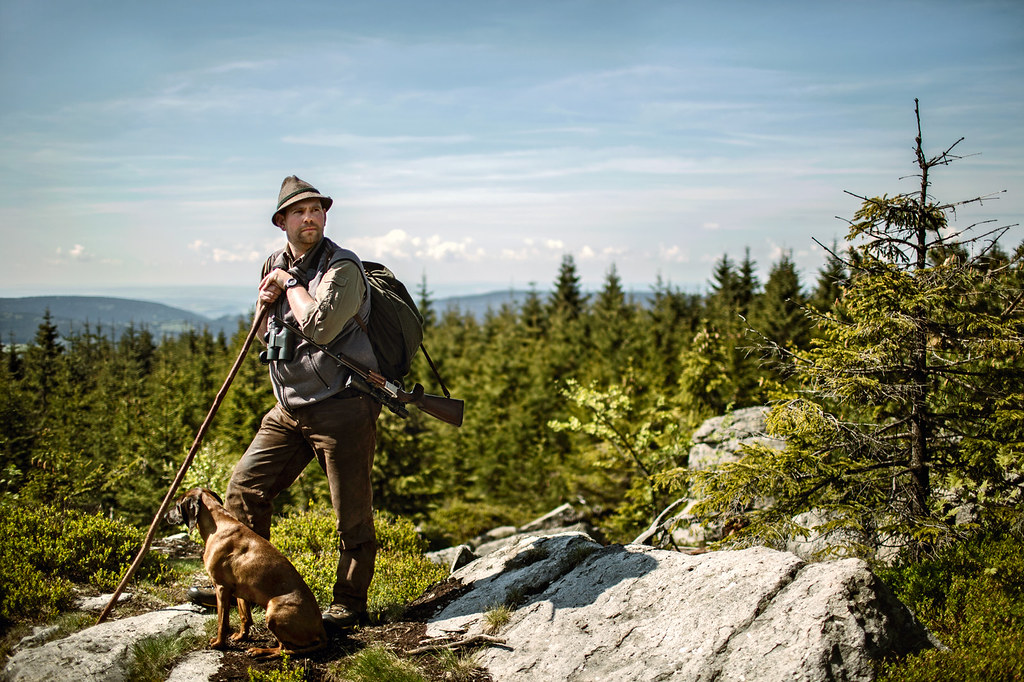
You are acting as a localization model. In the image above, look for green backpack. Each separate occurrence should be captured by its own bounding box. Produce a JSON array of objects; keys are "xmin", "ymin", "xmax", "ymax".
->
[{"xmin": 358, "ymin": 261, "xmax": 424, "ymax": 384}]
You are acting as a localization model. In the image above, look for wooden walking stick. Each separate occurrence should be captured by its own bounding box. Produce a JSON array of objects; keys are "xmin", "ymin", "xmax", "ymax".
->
[{"xmin": 97, "ymin": 303, "xmax": 268, "ymax": 624}]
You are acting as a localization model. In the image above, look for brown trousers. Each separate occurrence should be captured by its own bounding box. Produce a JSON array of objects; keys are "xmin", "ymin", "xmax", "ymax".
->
[{"xmin": 225, "ymin": 393, "xmax": 381, "ymax": 611}]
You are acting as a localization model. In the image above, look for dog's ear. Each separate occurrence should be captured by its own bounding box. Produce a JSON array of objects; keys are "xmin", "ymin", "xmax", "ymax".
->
[{"xmin": 183, "ymin": 495, "xmax": 201, "ymax": 532}]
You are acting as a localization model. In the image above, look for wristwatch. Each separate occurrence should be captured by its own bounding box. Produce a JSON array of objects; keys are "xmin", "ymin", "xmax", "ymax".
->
[{"xmin": 284, "ymin": 277, "xmax": 300, "ymax": 290}]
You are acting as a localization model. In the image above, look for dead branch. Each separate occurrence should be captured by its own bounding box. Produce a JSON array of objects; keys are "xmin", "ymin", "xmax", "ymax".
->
[{"xmin": 408, "ymin": 634, "xmax": 509, "ymax": 656}]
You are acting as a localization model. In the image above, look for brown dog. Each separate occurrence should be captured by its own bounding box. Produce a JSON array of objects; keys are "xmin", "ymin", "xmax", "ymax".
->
[{"xmin": 166, "ymin": 487, "xmax": 327, "ymax": 658}]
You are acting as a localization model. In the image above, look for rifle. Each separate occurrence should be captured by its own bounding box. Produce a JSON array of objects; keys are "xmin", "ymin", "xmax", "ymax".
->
[{"xmin": 272, "ymin": 318, "xmax": 464, "ymax": 427}]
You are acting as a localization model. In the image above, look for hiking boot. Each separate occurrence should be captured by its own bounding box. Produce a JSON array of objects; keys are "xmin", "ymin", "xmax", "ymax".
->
[
  {"xmin": 187, "ymin": 586, "xmax": 218, "ymax": 609},
  {"xmin": 322, "ymin": 603, "xmax": 367, "ymax": 630}
]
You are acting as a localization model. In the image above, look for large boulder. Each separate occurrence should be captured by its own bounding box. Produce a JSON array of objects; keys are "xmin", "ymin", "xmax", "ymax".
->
[
  {"xmin": 2, "ymin": 604, "xmax": 211, "ymax": 682},
  {"xmin": 636, "ymin": 407, "xmax": 783, "ymax": 550},
  {"xmin": 426, "ymin": 532, "xmax": 937, "ymax": 682},
  {"xmin": 688, "ymin": 405, "xmax": 784, "ymax": 471},
  {"xmin": 427, "ymin": 501, "xmax": 601, "ymax": 570}
]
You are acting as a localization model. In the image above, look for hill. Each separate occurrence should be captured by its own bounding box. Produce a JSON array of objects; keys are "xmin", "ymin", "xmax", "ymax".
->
[
  {"xmin": 0, "ymin": 288, "xmax": 662, "ymax": 346},
  {"xmin": 0, "ymin": 296, "xmax": 243, "ymax": 345}
]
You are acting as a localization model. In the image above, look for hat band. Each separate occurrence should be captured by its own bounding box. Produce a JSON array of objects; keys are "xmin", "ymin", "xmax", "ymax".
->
[{"xmin": 277, "ymin": 187, "xmax": 321, "ymax": 210}]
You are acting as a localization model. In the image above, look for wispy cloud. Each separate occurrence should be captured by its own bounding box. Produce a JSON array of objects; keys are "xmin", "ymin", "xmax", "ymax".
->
[
  {"xmin": 283, "ymin": 133, "xmax": 475, "ymax": 148},
  {"xmin": 346, "ymin": 229, "xmax": 485, "ymax": 262}
]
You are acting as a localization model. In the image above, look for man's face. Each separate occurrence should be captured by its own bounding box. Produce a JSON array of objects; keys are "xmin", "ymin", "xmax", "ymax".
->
[{"xmin": 277, "ymin": 197, "xmax": 326, "ymax": 254}]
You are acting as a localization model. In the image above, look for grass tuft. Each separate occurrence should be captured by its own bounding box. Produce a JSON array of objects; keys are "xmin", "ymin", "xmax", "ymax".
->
[
  {"xmin": 483, "ymin": 603, "xmax": 512, "ymax": 634},
  {"xmin": 430, "ymin": 647, "xmax": 484, "ymax": 681},
  {"xmin": 127, "ymin": 631, "xmax": 205, "ymax": 682},
  {"xmin": 327, "ymin": 645, "xmax": 426, "ymax": 682}
]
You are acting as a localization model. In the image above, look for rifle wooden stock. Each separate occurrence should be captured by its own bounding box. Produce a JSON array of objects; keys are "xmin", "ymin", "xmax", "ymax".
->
[{"xmin": 398, "ymin": 383, "xmax": 465, "ymax": 427}]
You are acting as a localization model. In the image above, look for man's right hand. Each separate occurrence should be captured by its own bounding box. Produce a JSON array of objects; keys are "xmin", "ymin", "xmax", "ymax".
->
[{"xmin": 258, "ymin": 269, "xmax": 287, "ymax": 305}]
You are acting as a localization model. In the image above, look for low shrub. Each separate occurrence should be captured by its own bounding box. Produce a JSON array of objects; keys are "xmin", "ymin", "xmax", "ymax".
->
[
  {"xmin": 272, "ymin": 506, "xmax": 447, "ymax": 619},
  {"xmin": 0, "ymin": 501, "xmax": 171, "ymax": 626},
  {"xmin": 877, "ymin": 530, "xmax": 1024, "ymax": 681},
  {"xmin": 421, "ymin": 499, "xmax": 526, "ymax": 548},
  {"xmin": 248, "ymin": 654, "xmax": 305, "ymax": 682}
]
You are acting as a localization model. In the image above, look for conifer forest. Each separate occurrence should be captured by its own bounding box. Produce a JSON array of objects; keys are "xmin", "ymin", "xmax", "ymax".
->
[
  {"xmin": 2, "ymin": 120, "xmax": 1022, "ymax": 557},
  {"xmin": 3, "ymin": 114, "xmax": 1024, "ymax": 678}
]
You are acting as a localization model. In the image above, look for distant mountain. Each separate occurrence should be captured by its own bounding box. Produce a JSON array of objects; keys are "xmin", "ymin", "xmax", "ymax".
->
[
  {"xmin": 433, "ymin": 289, "xmax": 656, "ymax": 318},
  {"xmin": 1, "ymin": 288, "xmax": 662, "ymax": 346},
  {"xmin": 434, "ymin": 290, "xmax": 533, "ymax": 318},
  {"xmin": 0, "ymin": 296, "xmax": 243, "ymax": 345}
]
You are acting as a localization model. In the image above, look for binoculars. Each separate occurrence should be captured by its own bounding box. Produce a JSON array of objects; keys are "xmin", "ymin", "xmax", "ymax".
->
[{"xmin": 259, "ymin": 319, "xmax": 295, "ymax": 364}]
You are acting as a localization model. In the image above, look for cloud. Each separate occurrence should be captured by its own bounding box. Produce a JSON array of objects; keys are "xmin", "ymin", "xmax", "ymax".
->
[
  {"xmin": 499, "ymin": 237, "xmax": 575, "ymax": 262},
  {"xmin": 348, "ymin": 229, "xmax": 416, "ymax": 259},
  {"xmin": 44, "ymin": 244, "xmax": 121, "ymax": 267},
  {"xmin": 48, "ymin": 244, "xmax": 93, "ymax": 263},
  {"xmin": 212, "ymin": 248, "xmax": 262, "ymax": 263},
  {"xmin": 188, "ymin": 240, "xmax": 207, "ymax": 252},
  {"xmin": 659, "ymin": 244, "xmax": 690, "ymax": 263},
  {"xmin": 283, "ymin": 133, "xmax": 474, "ymax": 148},
  {"xmin": 420, "ymin": 235, "xmax": 485, "ymax": 261},
  {"xmin": 347, "ymin": 229, "xmax": 485, "ymax": 262}
]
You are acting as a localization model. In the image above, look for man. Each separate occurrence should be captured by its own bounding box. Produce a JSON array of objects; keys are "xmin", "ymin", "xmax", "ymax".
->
[{"xmin": 190, "ymin": 176, "xmax": 381, "ymax": 630}]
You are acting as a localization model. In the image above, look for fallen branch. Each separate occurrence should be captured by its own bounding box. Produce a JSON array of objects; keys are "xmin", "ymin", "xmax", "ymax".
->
[{"xmin": 407, "ymin": 634, "xmax": 509, "ymax": 655}]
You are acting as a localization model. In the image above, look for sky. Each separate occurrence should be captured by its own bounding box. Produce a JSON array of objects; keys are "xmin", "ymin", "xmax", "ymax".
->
[{"xmin": 1, "ymin": 0, "xmax": 1022, "ymax": 309}]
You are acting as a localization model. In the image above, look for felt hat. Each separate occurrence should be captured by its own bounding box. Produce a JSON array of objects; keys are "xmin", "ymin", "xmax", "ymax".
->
[{"xmin": 272, "ymin": 175, "xmax": 333, "ymax": 225}]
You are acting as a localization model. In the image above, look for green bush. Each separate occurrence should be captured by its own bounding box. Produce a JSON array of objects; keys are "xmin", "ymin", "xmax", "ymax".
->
[
  {"xmin": 0, "ymin": 501, "xmax": 172, "ymax": 625},
  {"xmin": 422, "ymin": 499, "xmax": 525, "ymax": 547},
  {"xmin": 877, "ymin": 530, "xmax": 1024, "ymax": 681},
  {"xmin": 271, "ymin": 505, "xmax": 447, "ymax": 619}
]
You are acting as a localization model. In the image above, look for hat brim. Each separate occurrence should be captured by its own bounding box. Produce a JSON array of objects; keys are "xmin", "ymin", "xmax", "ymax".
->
[{"xmin": 272, "ymin": 192, "xmax": 333, "ymax": 225}]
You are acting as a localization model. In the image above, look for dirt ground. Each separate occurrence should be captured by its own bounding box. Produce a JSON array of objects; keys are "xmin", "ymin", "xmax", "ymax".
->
[{"xmin": 206, "ymin": 578, "xmax": 493, "ymax": 681}]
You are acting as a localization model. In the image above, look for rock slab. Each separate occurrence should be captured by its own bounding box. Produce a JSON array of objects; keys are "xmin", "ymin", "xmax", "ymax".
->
[
  {"xmin": 2, "ymin": 604, "xmax": 211, "ymax": 682},
  {"xmin": 427, "ymin": 533, "xmax": 936, "ymax": 682}
]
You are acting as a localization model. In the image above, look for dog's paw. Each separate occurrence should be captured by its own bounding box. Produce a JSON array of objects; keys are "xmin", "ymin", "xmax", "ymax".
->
[
  {"xmin": 209, "ymin": 637, "xmax": 228, "ymax": 649},
  {"xmin": 229, "ymin": 631, "xmax": 249, "ymax": 643},
  {"xmin": 245, "ymin": 646, "xmax": 280, "ymax": 658}
]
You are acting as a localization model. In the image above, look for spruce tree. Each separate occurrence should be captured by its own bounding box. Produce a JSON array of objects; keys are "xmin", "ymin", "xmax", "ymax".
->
[
  {"xmin": 752, "ymin": 251, "xmax": 810, "ymax": 372},
  {"xmin": 24, "ymin": 309, "xmax": 62, "ymax": 412},
  {"xmin": 549, "ymin": 254, "xmax": 587, "ymax": 319},
  {"xmin": 811, "ymin": 242, "xmax": 849, "ymax": 313},
  {"xmin": 706, "ymin": 253, "xmax": 739, "ymax": 324},
  {"xmin": 689, "ymin": 102, "xmax": 1024, "ymax": 554},
  {"xmin": 588, "ymin": 264, "xmax": 635, "ymax": 384},
  {"xmin": 416, "ymin": 273, "xmax": 437, "ymax": 329},
  {"xmin": 737, "ymin": 247, "xmax": 760, "ymax": 319}
]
